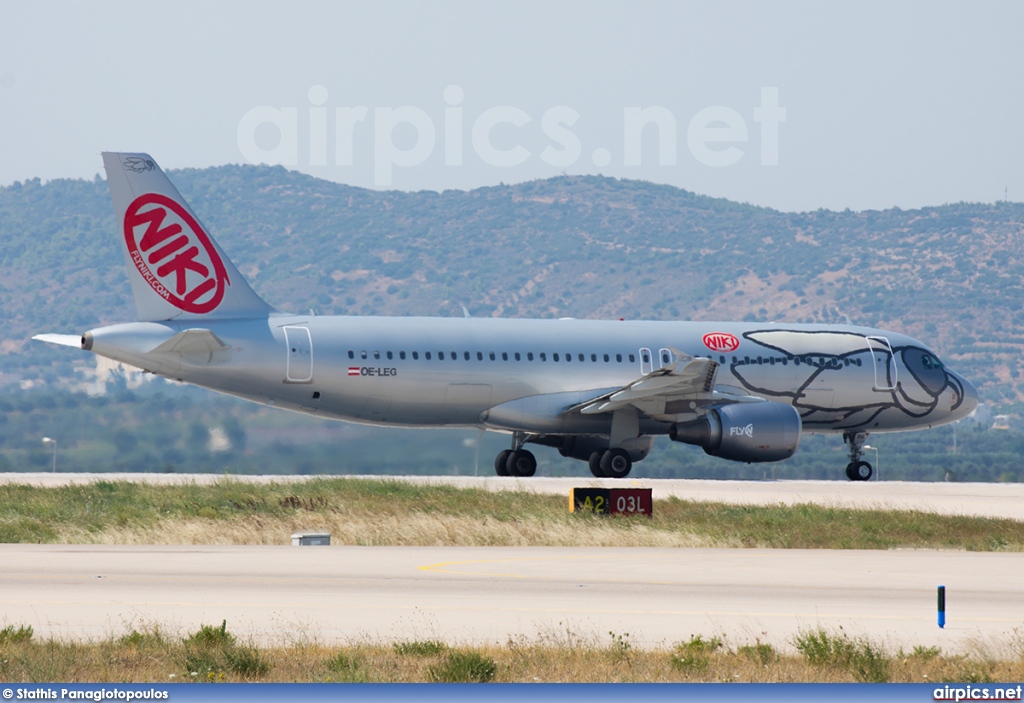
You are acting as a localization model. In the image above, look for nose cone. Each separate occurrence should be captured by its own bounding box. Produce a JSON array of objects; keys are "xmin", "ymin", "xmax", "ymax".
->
[{"xmin": 949, "ymin": 371, "xmax": 979, "ymax": 421}]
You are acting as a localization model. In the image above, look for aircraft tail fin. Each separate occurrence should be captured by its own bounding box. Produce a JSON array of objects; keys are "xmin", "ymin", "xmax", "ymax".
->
[{"xmin": 102, "ymin": 152, "xmax": 274, "ymax": 321}]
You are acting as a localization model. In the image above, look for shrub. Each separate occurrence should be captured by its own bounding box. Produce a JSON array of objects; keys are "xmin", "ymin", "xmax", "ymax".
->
[
  {"xmin": 393, "ymin": 640, "xmax": 448, "ymax": 657},
  {"xmin": 185, "ymin": 620, "xmax": 235, "ymax": 648},
  {"xmin": 223, "ymin": 646, "xmax": 270, "ymax": 677},
  {"xmin": 793, "ymin": 628, "xmax": 890, "ymax": 682},
  {"xmin": 670, "ymin": 635, "xmax": 722, "ymax": 674},
  {"xmin": 0, "ymin": 625, "xmax": 33, "ymax": 644},
  {"xmin": 737, "ymin": 641, "xmax": 777, "ymax": 665},
  {"xmin": 428, "ymin": 650, "xmax": 497, "ymax": 683}
]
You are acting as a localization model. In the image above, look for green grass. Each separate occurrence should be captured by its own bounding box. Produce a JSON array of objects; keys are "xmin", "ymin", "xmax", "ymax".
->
[{"xmin": 0, "ymin": 477, "xmax": 1021, "ymax": 550}]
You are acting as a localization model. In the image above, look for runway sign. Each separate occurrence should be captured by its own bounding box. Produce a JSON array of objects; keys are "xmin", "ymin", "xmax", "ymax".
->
[{"xmin": 569, "ymin": 488, "xmax": 652, "ymax": 517}]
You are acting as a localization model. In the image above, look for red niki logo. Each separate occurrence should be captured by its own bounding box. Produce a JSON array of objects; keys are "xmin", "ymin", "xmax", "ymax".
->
[
  {"xmin": 123, "ymin": 193, "xmax": 230, "ymax": 314},
  {"xmin": 703, "ymin": 332, "xmax": 740, "ymax": 353}
]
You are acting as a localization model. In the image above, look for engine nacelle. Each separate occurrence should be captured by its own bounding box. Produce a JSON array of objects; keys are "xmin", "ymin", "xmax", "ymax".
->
[
  {"xmin": 554, "ymin": 435, "xmax": 654, "ymax": 463},
  {"xmin": 669, "ymin": 402, "xmax": 801, "ymax": 463}
]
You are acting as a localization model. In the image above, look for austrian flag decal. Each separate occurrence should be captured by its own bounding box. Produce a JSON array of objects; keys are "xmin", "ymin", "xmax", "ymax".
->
[
  {"xmin": 347, "ymin": 367, "xmax": 360, "ymax": 376},
  {"xmin": 123, "ymin": 193, "xmax": 230, "ymax": 314}
]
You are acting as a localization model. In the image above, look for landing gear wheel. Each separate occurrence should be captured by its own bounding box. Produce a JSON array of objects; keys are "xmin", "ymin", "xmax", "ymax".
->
[
  {"xmin": 506, "ymin": 449, "xmax": 537, "ymax": 477},
  {"xmin": 848, "ymin": 460, "xmax": 873, "ymax": 481},
  {"xmin": 588, "ymin": 451, "xmax": 605, "ymax": 478},
  {"xmin": 600, "ymin": 448, "xmax": 632, "ymax": 479},
  {"xmin": 495, "ymin": 450, "xmax": 511, "ymax": 476}
]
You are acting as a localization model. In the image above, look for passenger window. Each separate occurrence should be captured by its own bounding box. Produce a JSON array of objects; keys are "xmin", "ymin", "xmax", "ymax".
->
[
  {"xmin": 629, "ymin": 354, "xmax": 635, "ymax": 363},
  {"xmin": 577, "ymin": 353, "xmax": 584, "ymax": 362},
  {"xmin": 616, "ymin": 353, "xmax": 622, "ymax": 362},
  {"xmin": 464, "ymin": 351, "xmax": 470, "ymax": 360},
  {"xmin": 554, "ymin": 353, "xmax": 560, "ymax": 361},
  {"xmin": 386, "ymin": 351, "xmax": 393, "ymax": 360},
  {"xmin": 591, "ymin": 353, "xmax": 597, "ymax": 362},
  {"xmin": 425, "ymin": 351, "xmax": 432, "ymax": 360},
  {"xmin": 361, "ymin": 350, "xmax": 368, "ymax": 360},
  {"xmin": 565, "ymin": 353, "xmax": 571, "ymax": 362},
  {"xmin": 540, "ymin": 352, "xmax": 547, "ymax": 361},
  {"xmin": 412, "ymin": 351, "xmax": 419, "ymax": 360},
  {"xmin": 603, "ymin": 354, "xmax": 610, "ymax": 362},
  {"xmin": 374, "ymin": 351, "xmax": 381, "ymax": 360},
  {"xmin": 400, "ymin": 351, "xmax": 406, "ymax": 360},
  {"xmin": 439, "ymin": 352, "xmax": 445, "ymax": 360},
  {"xmin": 348, "ymin": 350, "xmax": 354, "ymax": 359},
  {"xmin": 527, "ymin": 352, "xmax": 534, "ymax": 361},
  {"xmin": 661, "ymin": 351, "xmax": 670, "ymax": 365},
  {"xmin": 641, "ymin": 351, "xmax": 650, "ymax": 364},
  {"xmin": 502, "ymin": 352, "xmax": 508, "ymax": 361},
  {"xmin": 489, "ymin": 352, "xmax": 495, "ymax": 360},
  {"xmin": 514, "ymin": 352, "xmax": 521, "ymax": 361},
  {"xmin": 451, "ymin": 351, "xmax": 457, "ymax": 360},
  {"xmin": 477, "ymin": 351, "xmax": 483, "ymax": 360}
]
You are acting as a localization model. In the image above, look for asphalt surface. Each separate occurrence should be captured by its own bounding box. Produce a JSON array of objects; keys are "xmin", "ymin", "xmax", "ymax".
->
[{"xmin": 2, "ymin": 543, "xmax": 1022, "ymax": 652}]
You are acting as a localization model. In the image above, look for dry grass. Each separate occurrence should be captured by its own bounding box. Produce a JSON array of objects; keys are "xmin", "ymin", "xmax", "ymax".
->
[
  {"xmin": 1, "ymin": 623, "xmax": 1022, "ymax": 683},
  {"xmin": 1, "ymin": 477, "xmax": 1018, "ymax": 550}
]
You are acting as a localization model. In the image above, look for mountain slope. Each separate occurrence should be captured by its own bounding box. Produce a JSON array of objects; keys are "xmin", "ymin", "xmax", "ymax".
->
[{"xmin": 1, "ymin": 166, "xmax": 1021, "ymax": 407}]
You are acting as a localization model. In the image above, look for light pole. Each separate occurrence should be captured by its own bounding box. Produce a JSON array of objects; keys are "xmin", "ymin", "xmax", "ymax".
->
[
  {"xmin": 41, "ymin": 437, "xmax": 56, "ymax": 473},
  {"xmin": 863, "ymin": 444, "xmax": 879, "ymax": 481}
]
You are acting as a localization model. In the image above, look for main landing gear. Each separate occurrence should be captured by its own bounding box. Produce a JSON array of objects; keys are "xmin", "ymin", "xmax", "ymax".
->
[
  {"xmin": 587, "ymin": 449, "xmax": 632, "ymax": 479},
  {"xmin": 494, "ymin": 432, "xmax": 537, "ymax": 477},
  {"xmin": 843, "ymin": 432, "xmax": 873, "ymax": 481}
]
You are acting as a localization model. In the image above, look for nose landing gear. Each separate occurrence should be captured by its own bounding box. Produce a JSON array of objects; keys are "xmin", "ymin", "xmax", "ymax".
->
[{"xmin": 843, "ymin": 432, "xmax": 873, "ymax": 481}]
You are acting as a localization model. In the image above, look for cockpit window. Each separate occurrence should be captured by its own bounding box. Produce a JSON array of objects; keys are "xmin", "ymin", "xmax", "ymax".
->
[{"xmin": 902, "ymin": 348, "xmax": 947, "ymax": 396}]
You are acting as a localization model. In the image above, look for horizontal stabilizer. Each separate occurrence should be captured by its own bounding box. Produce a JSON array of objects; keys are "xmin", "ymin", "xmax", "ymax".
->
[
  {"xmin": 32, "ymin": 333, "xmax": 83, "ymax": 349},
  {"xmin": 150, "ymin": 328, "xmax": 229, "ymax": 355}
]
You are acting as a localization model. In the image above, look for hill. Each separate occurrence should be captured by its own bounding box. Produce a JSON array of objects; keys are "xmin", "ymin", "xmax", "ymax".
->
[{"xmin": 1, "ymin": 166, "xmax": 1022, "ymax": 410}]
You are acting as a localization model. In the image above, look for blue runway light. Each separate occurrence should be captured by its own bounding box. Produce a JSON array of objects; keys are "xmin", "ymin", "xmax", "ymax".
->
[{"xmin": 938, "ymin": 585, "xmax": 946, "ymax": 628}]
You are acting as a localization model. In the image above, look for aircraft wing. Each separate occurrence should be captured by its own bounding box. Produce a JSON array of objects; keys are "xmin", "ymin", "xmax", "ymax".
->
[{"xmin": 570, "ymin": 350, "xmax": 718, "ymax": 414}]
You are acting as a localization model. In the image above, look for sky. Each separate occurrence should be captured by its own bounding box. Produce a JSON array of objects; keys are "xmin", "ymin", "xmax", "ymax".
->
[{"xmin": 1, "ymin": 0, "xmax": 1022, "ymax": 212}]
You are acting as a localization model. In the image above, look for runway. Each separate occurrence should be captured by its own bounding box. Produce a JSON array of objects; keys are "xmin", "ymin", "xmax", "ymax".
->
[{"xmin": 3, "ymin": 544, "xmax": 1022, "ymax": 653}]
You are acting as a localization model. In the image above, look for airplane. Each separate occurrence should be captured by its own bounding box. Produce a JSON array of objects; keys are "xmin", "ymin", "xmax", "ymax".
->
[{"xmin": 35, "ymin": 152, "xmax": 979, "ymax": 481}]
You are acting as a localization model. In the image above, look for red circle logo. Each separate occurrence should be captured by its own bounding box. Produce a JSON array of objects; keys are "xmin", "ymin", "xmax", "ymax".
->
[
  {"xmin": 123, "ymin": 193, "xmax": 230, "ymax": 314},
  {"xmin": 703, "ymin": 332, "xmax": 740, "ymax": 353}
]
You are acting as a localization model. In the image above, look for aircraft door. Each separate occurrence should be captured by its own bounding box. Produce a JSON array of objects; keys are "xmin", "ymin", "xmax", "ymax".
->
[
  {"xmin": 284, "ymin": 326, "xmax": 313, "ymax": 383},
  {"xmin": 865, "ymin": 336, "xmax": 897, "ymax": 391},
  {"xmin": 639, "ymin": 348, "xmax": 653, "ymax": 375}
]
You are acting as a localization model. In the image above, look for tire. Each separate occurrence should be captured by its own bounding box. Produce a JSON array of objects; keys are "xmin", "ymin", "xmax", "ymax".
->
[
  {"xmin": 495, "ymin": 450, "xmax": 511, "ymax": 476},
  {"xmin": 507, "ymin": 449, "xmax": 537, "ymax": 477},
  {"xmin": 599, "ymin": 448, "xmax": 632, "ymax": 479},
  {"xmin": 852, "ymin": 460, "xmax": 873, "ymax": 481},
  {"xmin": 845, "ymin": 462, "xmax": 856, "ymax": 481},
  {"xmin": 588, "ymin": 451, "xmax": 606, "ymax": 478}
]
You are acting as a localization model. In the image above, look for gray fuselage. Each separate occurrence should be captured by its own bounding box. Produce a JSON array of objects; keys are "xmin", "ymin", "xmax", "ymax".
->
[{"xmin": 84, "ymin": 314, "xmax": 977, "ymax": 437}]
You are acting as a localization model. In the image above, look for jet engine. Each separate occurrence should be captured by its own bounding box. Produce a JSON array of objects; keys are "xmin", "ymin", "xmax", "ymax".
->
[{"xmin": 669, "ymin": 402, "xmax": 801, "ymax": 462}]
